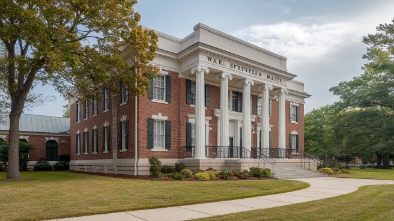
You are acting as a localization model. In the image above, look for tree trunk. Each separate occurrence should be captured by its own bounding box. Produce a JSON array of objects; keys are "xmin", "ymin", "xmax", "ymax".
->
[
  {"xmin": 7, "ymin": 111, "xmax": 21, "ymax": 179},
  {"xmin": 382, "ymin": 152, "xmax": 390, "ymax": 169},
  {"xmin": 376, "ymin": 153, "xmax": 382, "ymax": 168}
]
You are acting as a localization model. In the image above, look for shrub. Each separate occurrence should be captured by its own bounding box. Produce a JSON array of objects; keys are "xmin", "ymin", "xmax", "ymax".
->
[
  {"xmin": 149, "ymin": 156, "xmax": 162, "ymax": 178},
  {"xmin": 172, "ymin": 172, "xmax": 185, "ymax": 180},
  {"xmin": 58, "ymin": 155, "xmax": 70, "ymax": 162},
  {"xmin": 34, "ymin": 158, "xmax": 53, "ymax": 171},
  {"xmin": 262, "ymin": 168, "xmax": 272, "ymax": 178},
  {"xmin": 180, "ymin": 169, "xmax": 193, "ymax": 178},
  {"xmin": 249, "ymin": 167, "xmax": 263, "ymax": 177},
  {"xmin": 206, "ymin": 168, "xmax": 216, "ymax": 172},
  {"xmin": 206, "ymin": 170, "xmax": 218, "ymax": 180},
  {"xmin": 231, "ymin": 169, "xmax": 241, "ymax": 177},
  {"xmin": 239, "ymin": 169, "xmax": 250, "ymax": 179},
  {"xmin": 194, "ymin": 172, "xmax": 210, "ymax": 181},
  {"xmin": 220, "ymin": 169, "xmax": 232, "ymax": 180},
  {"xmin": 0, "ymin": 140, "xmax": 30, "ymax": 170},
  {"xmin": 53, "ymin": 161, "xmax": 69, "ymax": 171},
  {"xmin": 175, "ymin": 162, "xmax": 185, "ymax": 172},
  {"xmin": 161, "ymin": 165, "xmax": 175, "ymax": 174},
  {"xmin": 195, "ymin": 169, "xmax": 204, "ymax": 174},
  {"xmin": 321, "ymin": 167, "xmax": 334, "ymax": 174}
]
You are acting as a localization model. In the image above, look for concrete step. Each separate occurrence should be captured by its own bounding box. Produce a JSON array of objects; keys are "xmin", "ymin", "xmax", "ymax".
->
[{"xmin": 272, "ymin": 165, "xmax": 324, "ymax": 180}]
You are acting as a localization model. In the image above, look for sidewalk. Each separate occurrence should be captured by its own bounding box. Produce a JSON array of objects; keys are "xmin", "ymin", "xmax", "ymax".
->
[{"xmin": 47, "ymin": 177, "xmax": 394, "ymax": 221}]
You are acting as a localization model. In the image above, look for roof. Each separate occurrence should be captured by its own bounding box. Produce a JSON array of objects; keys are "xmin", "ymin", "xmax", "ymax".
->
[{"xmin": 0, "ymin": 114, "xmax": 70, "ymax": 134}]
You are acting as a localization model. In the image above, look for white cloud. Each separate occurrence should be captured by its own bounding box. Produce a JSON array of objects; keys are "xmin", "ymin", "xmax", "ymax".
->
[
  {"xmin": 260, "ymin": 1, "xmax": 291, "ymax": 14},
  {"xmin": 233, "ymin": 18, "xmax": 360, "ymax": 62}
]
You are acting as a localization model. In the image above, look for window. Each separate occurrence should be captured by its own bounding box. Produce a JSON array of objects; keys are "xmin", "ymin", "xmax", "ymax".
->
[
  {"xmin": 250, "ymin": 95, "xmax": 253, "ymax": 114},
  {"xmin": 92, "ymin": 97, "xmax": 98, "ymax": 116},
  {"xmin": 120, "ymin": 82, "xmax": 128, "ymax": 104},
  {"xmin": 289, "ymin": 134, "xmax": 299, "ymax": 153},
  {"xmin": 269, "ymin": 99, "xmax": 272, "ymax": 117},
  {"xmin": 232, "ymin": 91, "xmax": 242, "ymax": 112},
  {"xmin": 84, "ymin": 100, "xmax": 89, "ymax": 119},
  {"xmin": 269, "ymin": 131, "xmax": 272, "ymax": 148},
  {"xmin": 76, "ymin": 133, "xmax": 80, "ymax": 155},
  {"xmin": 76, "ymin": 103, "xmax": 81, "ymax": 122},
  {"xmin": 92, "ymin": 127, "xmax": 98, "ymax": 153},
  {"xmin": 83, "ymin": 130, "xmax": 89, "ymax": 154},
  {"xmin": 46, "ymin": 140, "xmax": 58, "ymax": 161},
  {"xmin": 103, "ymin": 88, "xmax": 110, "ymax": 111},
  {"xmin": 148, "ymin": 75, "xmax": 171, "ymax": 102},
  {"xmin": 186, "ymin": 79, "xmax": 210, "ymax": 106},
  {"xmin": 148, "ymin": 118, "xmax": 171, "ymax": 150},
  {"xmin": 119, "ymin": 118, "xmax": 128, "ymax": 151},
  {"xmin": 103, "ymin": 125, "xmax": 110, "ymax": 153},
  {"xmin": 186, "ymin": 123, "xmax": 196, "ymax": 146},
  {"xmin": 290, "ymin": 104, "xmax": 298, "ymax": 122}
]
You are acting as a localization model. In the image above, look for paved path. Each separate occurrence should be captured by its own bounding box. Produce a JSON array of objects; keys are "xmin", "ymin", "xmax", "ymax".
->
[{"xmin": 47, "ymin": 177, "xmax": 394, "ymax": 221}]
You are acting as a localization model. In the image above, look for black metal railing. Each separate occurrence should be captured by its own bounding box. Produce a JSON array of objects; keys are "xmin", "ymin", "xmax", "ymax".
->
[
  {"xmin": 251, "ymin": 147, "xmax": 276, "ymax": 165},
  {"xmin": 257, "ymin": 148, "xmax": 300, "ymax": 159},
  {"xmin": 182, "ymin": 146, "xmax": 253, "ymax": 159},
  {"xmin": 303, "ymin": 152, "xmax": 323, "ymax": 165}
]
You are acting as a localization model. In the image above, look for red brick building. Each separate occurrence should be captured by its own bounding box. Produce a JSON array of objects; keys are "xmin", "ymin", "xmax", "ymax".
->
[
  {"xmin": 69, "ymin": 24, "xmax": 311, "ymax": 175},
  {"xmin": 0, "ymin": 114, "xmax": 70, "ymax": 169}
]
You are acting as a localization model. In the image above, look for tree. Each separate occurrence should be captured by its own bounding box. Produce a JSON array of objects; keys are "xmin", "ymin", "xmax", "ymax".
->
[
  {"xmin": 0, "ymin": 1, "xmax": 159, "ymax": 179},
  {"xmin": 0, "ymin": 140, "xmax": 30, "ymax": 171},
  {"xmin": 62, "ymin": 103, "xmax": 70, "ymax": 118}
]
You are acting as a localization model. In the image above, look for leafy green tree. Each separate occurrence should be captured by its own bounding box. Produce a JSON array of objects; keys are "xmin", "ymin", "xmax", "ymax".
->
[
  {"xmin": 0, "ymin": 140, "xmax": 30, "ymax": 171},
  {"xmin": 62, "ymin": 103, "xmax": 70, "ymax": 118},
  {"xmin": 0, "ymin": 1, "xmax": 159, "ymax": 179}
]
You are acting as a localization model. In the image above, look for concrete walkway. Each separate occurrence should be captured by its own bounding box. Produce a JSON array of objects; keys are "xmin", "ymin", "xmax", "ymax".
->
[{"xmin": 47, "ymin": 177, "xmax": 394, "ymax": 221}]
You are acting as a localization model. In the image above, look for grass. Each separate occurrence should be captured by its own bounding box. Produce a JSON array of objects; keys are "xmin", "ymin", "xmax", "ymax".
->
[
  {"xmin": 0, "ymin": 171, "xmax": 308, "ymax": 221},
  {"xmin": 195, "ymin": 184, "xmax": 394, "ymax": 221},
  {"xmin": 332, "ymin": 168, "xmax": 394, "ymax": 180}
]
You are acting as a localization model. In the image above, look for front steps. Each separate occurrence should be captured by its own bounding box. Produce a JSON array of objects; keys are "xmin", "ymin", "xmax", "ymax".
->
[{"xmin": 271, "ymin": 160, "xmax": 324, "ymax": 179}]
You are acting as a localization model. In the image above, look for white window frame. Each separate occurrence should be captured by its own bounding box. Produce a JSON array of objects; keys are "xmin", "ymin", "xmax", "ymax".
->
[
  {"xmin": 104, "ymin": 88, "xmax": 110, "ymax": 112},
  {"xmin": 290, "ymin": 133, "xmax": 298, "ymax": 154},
  {"xmin": 290, "ymin": 103, "xmax": 298, "ymax": 123},
  {"xmin": 153, "ymin": 120, "xmax": 165, "ymax": 150},
  {"xmin": 92, "ymin": 126, "xmax": 98, "ymax": 154},
  {"xmin": 76, "ymin": 103, "xmax": 81, "ymax": 122},
  {"xmin": 269, "ymin": 98, "xmax": 272, "ymax": 117},
  {"xmin": 121, "ymin": 84, "xmax": 128, "ymax": 105},
  {"xmin": 103, "ymin": 121, "xmax": 110, "ymax": 153},
  {"xmin": 92, "ymin": 97, "xmax": 98, "ymax": 116},
  {"xmin": 120, "ymin": 115, "xmax": 127, "ymax": 152},
  {"xmin": 76, "ymin": 131, "xmax": 80, "ymax": 155},
  {"xmin": 153, "ymin": 75, "xmax": 166, "ymax": 101},
  {"xmin": 84, "ymin": 100, "xmax": 89, "ymax": 120},
  {"xmin": 83, "ymin": 128, "xmax": 88, "ymax": 154},
  {"xmin": 191, "ymin": 81, "xmax": 196, "ymax": 105},
  {"xmin": 257, "ymin": 97, "xmax": 262, "ymax": 116}
]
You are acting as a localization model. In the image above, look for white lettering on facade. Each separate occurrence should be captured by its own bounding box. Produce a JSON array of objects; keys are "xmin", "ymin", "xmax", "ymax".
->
[{"xmin": 208, "ymin": 56, "xmax": 282, "ymax": 83}]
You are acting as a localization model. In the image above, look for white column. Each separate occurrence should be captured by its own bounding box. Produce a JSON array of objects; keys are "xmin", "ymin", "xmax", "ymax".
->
[
  {"xmin": 261, "ymin": 84, "xmax": 272, "ymax": 150},
  {"xmin": 242, "ymin": 79, "xmax": 254, "ymax": 153},
  {"xmin": 278, "ymin": 88, "xmax": 288, "ymax": 150},
  {"xmin": 191, "ymin": 65, "xmax": 209, "ymax": 158},
  {"xmin": 219, "ymin": 72, "xmax": 232, "ymax": 147}
]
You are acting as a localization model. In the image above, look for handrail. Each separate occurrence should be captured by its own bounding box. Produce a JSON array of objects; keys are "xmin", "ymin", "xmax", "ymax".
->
[
  {"xmin": 303, "ymin": 152, "xmax": 323, "ymax": 166},
  {"xmin": 256, "ymin": 150, "xmax": 277, "ymax": 165}
]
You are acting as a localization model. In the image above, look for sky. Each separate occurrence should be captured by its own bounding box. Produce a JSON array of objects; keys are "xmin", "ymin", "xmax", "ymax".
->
[{"xmin": 25, "ymin": 0, "xmax": 394, "ymax": 116}]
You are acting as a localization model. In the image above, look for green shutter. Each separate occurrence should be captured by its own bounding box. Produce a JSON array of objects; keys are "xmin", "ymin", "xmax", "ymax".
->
[
  {"xmin": 289, "ymin": 134, "xmax": 292, "ymax": 149},
  {"xmin": 76, "ymin": 134, "xmax": 78, "ymax": 154},
  {"xmin": 166, "ymin": 75, "xmax": 171, "ymax": 102},
  {"xmin": 102, "ymin": 127, "xmax": 105, "ymax": 152},
  {"xmin": 92, "ymin": 129, "xmax": 95, "ymax": 152},
  {"xmin": 296, "ymin": 106, "xmax": 299, "ymax": 122},
  {"xmin": 125, "ymin": 120, "xmax": 129, "ymax": 150},
  {"xmin": 102, "ymin": 90, "xmax": 105, "ymax": 111},
  {"xmin": 186, "ymin": 79, "xmax": 192, "ymax": 104},
  {"xmin": 186, "ymin": 122, "xmax": 192, "ymax": 146},
  {"xmin": 165, "ymin": 120, "xmax": 171, "ymax": 150},
  {"xmin": 205, "ymin": 84, "xmax": 210, "ymax": 107},
  {"xmin": 269, "ymin": 131, "xmax": 272, "ymax": 148},
  {"xmin": 296, "ymin": 135, "xmax": 299, "ymax": 152},
  {"xmin": 148, "ymin": 79, "xmax": 153, "ymax": 99},
  {"xmin": 147, "ymin": 118, "xmax": 154, "ymax": 149},
  {"xmin": 119, "ymin": 121, "xmax": 122, "ymax": 150},
  {"xmin": 76, "ymin": 104, "xmax": 78, "ymax": 122},
  {"xmin": 107, "ymin": 126, "xmax": 110, "ymax": 151}
]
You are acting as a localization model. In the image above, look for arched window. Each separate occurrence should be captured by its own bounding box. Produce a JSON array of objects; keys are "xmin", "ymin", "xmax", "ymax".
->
[{"xmin": 46, "ymin": 140, "xmax": 58, "ymax": 161}]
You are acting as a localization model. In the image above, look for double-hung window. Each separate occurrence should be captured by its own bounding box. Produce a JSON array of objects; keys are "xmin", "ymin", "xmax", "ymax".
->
[
  {"xmin": 232, "ymin": 91, "xmax": 242, "ymax": 112},
  {"xmin": 84, "ymin": 100, "xmax": 89, "ymax": 119},
  {"xmin": 269, "ymin": 99, "xmax": 272, "ymax": 117},
  {"xmin": 76, "ymin": 133, "xmax": 80, "ymax": 154},
  {"xmin": 153, "ymin": 75, "xmax": 165, "ymax": 101},
  {"xmin": 103, "ymin": 88, "xmax": 110, "ymax": 111},
  {"xmin": 83, "ymin": 130, "xmax": 88, "ymax": 154},
  {"xmin": 289, "ymin": 134, "xmax": 299, "ymax": 153},
  {"xmin": 76, "ymin": 103, "xmax": 81, "ymax": 122},
  {"xmin": 147, "ymin": 118, "xmax": 171, "ymax": 150},
  {"xmin": 186, "ymin": 79, "xmax": 210, "ymax": 106},
  {"xmin": 119, "ymin": 118, "xmax": 128, "ymax": 151},
  {"xmin": 120, "ymin": 83, "xmax": 128, "ymax": 104},
  {"xmin": 103, "ymin": 124, "xmax": 110, "ymax": 153},
  {"xmin": 92, "ymin": 97, "xmax": 98, "ymax": 116},
  {"xmin": 92, "ymin": 127, "xmax": 98, "ymax": 153},
  {"xmin": 290, "ymin": 104, "xmax": 298, "ymax": 122},
  {"xmin": 257, "ymin": 97, "xmax": 262, "ymax": 116}
]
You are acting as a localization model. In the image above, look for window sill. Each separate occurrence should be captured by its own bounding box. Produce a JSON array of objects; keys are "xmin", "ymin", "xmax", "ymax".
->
[
  {"xmin": 120, "ymin": 102, "xmax": 128, "ymax": 106},
  {"xmin": 152, "ymin": 99, "xmax": 168, "ymax": 104},
  {"xmin": 84, "ymin": 118, "xmax": 88, "ymax": 121},
  {"xmin": 103, "ymin": 109, "xmax": 109, "ymax": 113},
  {"xmin": 92, "ymin": 114, "xmax": 97, "ymax": 117},
  {"xmin": 150, "ymin": 149, "xmax": 168, "ymax": 152},
  {"xmin": 92, "ymin": 152, "xmax": 97, "ymax": 154},
  {"xmin": 103, "ymin": 151, "xmax": 109, "ymax": 154},
  {"xmin": 120, "ymin": 149, "xmax": 128, "ymax": 152},
  {"xmin": 76, "ymin": 153, "xmax": 80, "ymax": 156},
  {"xmin": 83, "ymin": 153, "xmax": 88, "ymax": 155},
  {"xmin": 290, "ymin": 121, "xmax": 299, "ymax": 124}
]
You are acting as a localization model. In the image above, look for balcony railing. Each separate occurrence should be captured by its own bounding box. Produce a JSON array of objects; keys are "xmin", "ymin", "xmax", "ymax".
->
[{"xmin": 182, "ymin": 146, "xmax": 252, "ymax": 159}]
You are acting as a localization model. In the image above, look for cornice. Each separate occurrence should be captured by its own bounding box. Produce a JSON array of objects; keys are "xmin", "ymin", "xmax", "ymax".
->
[
  {"xmin": 287, "ymin": 89, "xmax": 311, "ymax": 98},
  {"xmin": 193, "ymin": 23, "xmax": 287, "ymax": 61}
]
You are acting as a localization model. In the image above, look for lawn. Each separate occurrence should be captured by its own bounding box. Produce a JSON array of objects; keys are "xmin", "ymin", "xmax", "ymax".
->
[
  {"xmin": 0, "ymin": 171, "xmax": 308, "ymax": 221},
  {"xmin": 332, "ymin": 168, "xmax": 394, "ymax": 180},
  {"xmin": 195, "ymin": 184, "xmax": 394, "ymax": 221}
]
